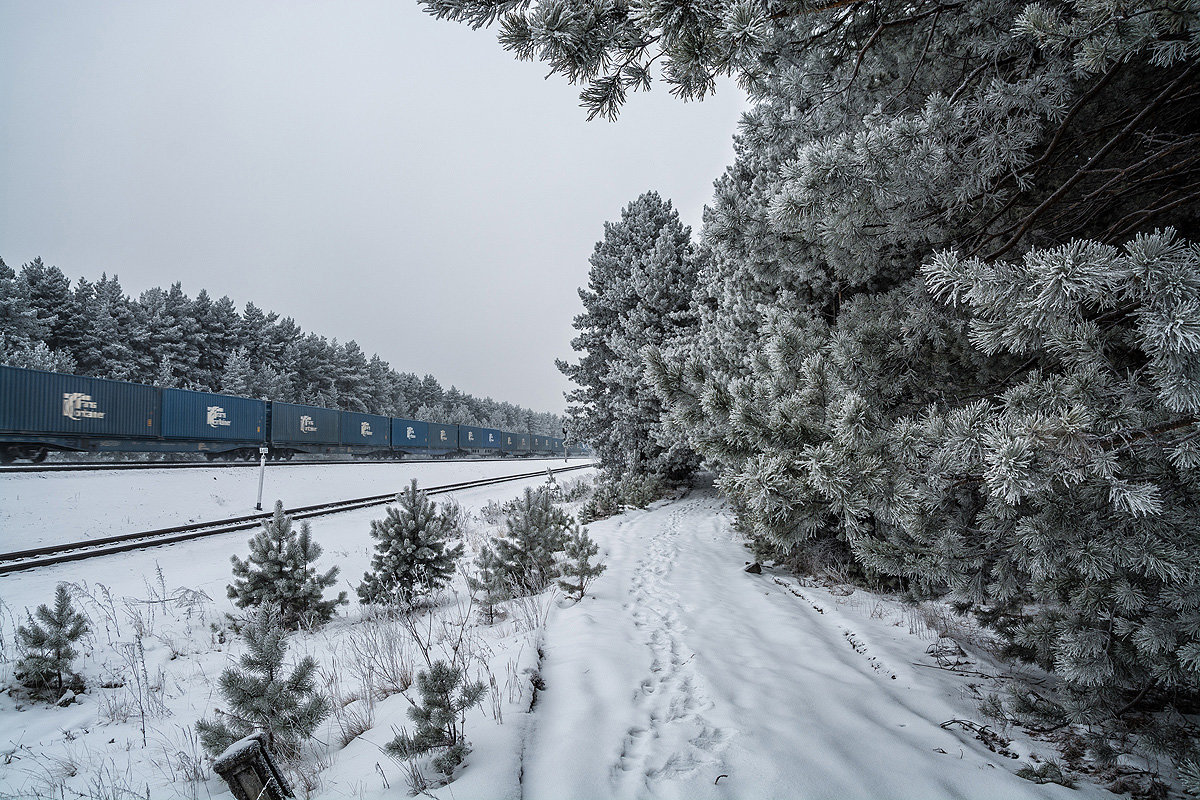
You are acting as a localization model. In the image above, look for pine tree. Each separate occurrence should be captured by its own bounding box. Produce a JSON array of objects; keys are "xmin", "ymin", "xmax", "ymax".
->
[
  {"xmin": 219, "ymin": 346, "xmax": 255, "ymax": 397},
  {"xmin": 0, "ymin": 257, "xmax": 42, "ymax": 347},
  {"xmin": 434, "ymin": 0, "xmax": 1200, "ymax": 771},
  {"xmin": 466, "ymin": 544, "xmax": 511, "ymax": 624},
  {"xmin": 16, "ymin": 584, "xmax": 89, "ymax": 696},
  {"xmin": 493, "ymin": 486, "xmax": 572, "ymax": 594},
  {"xmin": 196, "ymin": 606, "xmax": 329, "ymax": 760},
  {"xmin": 228, "ymin": 501, "xmax": 346, "ymax": 629},
  {"xmin": 384, "ymin": 660, "xmax": 487, "ymax": 777},
  {"xmin": 358, "ymin": 480, "xmax": 464, "ymax": 607},
  {"xmin": 557, "ymin": 191, "xmax": 700, "ymax": 481},
  {"xmin": 18, "ymin": 258, "xmax": 72, "ymax": 353},
  {"xmin": 556, "ymin": 524, "xmax": 606, "ymax": 601}
]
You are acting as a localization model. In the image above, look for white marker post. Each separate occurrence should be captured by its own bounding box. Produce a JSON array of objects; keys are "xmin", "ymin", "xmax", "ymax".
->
[{"xmin": 256, "ymin": 447, "xmax": 268, "ymax": 511}]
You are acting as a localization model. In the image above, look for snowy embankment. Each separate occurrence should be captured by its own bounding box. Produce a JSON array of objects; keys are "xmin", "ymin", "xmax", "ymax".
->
[
  {"xmin": 0, "ymin": 474, "xmax": 1106, "ymax": 799},
  {"xmin": 0, "ymin": 457, "xmax": 581, "ymax": 550},
  {"xmin": 526, "ymin": 490, "xmax": 1104, "ymax": 800}
]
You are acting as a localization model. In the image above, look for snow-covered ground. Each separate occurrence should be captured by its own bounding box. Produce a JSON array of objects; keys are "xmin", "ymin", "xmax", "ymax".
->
[
  {"xmin": 0, "ymin": 457, "xmax": 584, "ymax": 550},
  {"xmin": 0, "ymin": 473, "xmax": 1108, "ymax": 799}
]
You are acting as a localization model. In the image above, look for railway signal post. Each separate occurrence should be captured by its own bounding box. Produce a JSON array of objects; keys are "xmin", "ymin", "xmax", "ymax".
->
[{"xmin": 256, "ymin": 447, "xmax": 268, "ymax": 510}]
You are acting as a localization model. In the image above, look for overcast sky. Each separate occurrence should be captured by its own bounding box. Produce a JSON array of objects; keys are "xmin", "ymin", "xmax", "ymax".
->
[{"xmin": 0, "ymin": 1, "xmax": 747, "ymax": 413}]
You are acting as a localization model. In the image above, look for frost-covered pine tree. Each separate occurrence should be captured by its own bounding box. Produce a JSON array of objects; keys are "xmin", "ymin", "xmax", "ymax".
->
[
  {"xmin": 492, "ymin": 486, "xmax": 573, "ymax": 594},
  {"xmin": 435, "ymin": 0, "xmax": 1200, "ymax": 765},
  {"xmin": 466, "ymin": 544, "xmax": 511, "ymax": 624},
  {"xmin": 15, "ymin": 584, "xmax": 89, "ymax": 696},
  {"xmin": 228, "ymin": 501, "xmax": 346, "ymax": 629},
  {"xmin": 196, "ymin": 606, "xmax": 329, "ymax": 760},
  {"xmin": 384, "ymin": 660, "xmax": 487, "ymax": 777},
  {"xmin": 556, "ymin": 523, "xmax": 606, "ymax": 601},
  {"xmin": 556, "ymin": 191, "xmax": 700, "ymax": 481},
  {"xmin": 358, "ymin": 480, "xmax": 464, "ymax": 607}
]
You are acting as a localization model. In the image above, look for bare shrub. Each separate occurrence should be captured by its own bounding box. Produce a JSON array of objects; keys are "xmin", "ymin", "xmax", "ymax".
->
[{"xmin": 346, "ymin": 610, "xmax": 415, "ymax": 699}]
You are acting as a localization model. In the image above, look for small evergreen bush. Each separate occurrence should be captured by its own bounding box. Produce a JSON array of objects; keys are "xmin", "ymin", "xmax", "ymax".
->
[
  {"xmin": 358, "ymin": 480, "xmax": 464, "ymax": 607},
  {"xmin": 228, "ymin": 500, "xmax": 346, "ymax": 629},
  {"xmin": 466, "ymin": 544, "xmax": 511, "ymax": 624},
  {"xmin": 196, "ymin": 606, "xmax": 329, "ymax": 760},
  {"xmin": 493, "ymin": 486, "xmax": 572, "ymax": 594},
  {"xmin": 384, "ymin": 660, "xmax": 487, "ymax": 777},
  {"xmin": 15, "ymin": 584, "xmax": 88, "ymax": 696},
  {"xmin": 557, "ymin": 524, "xmax": 606, "ymax": 601}
]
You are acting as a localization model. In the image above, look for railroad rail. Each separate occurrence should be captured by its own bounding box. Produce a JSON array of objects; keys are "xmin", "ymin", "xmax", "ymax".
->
[
  {"xmin": 0, "ymin": 462, "xmax": 596, "ymax": 575},
  {"xmin": 0, "ymin": 455, "xmax": 586, "ymax": 474}
]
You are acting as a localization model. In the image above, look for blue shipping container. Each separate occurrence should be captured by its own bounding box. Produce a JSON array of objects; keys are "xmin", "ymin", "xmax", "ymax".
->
[
  {"xmin": 269, "ymin": 402, "xmax": 341, "ymax": 445},
  {"xmin": 459, "ymin": 425, "xmax": 501, "ymax": 450},
  {"xmin": 428, "ymin": 423, "xmax": 458, "ymax": 450},
  {"xmin": 501, "ymin": 430, "xmax": 530, "ymax": 451},
  {"xmin": 161, "ymin": 388, "xmax": 265, "ymax": 441},
  {"xmin": 0, "ymin": 365, "xmax": 159, "ymax": 438},
  {"xmin": 341, "ymin": 412, "xmax": 391, "ymax": 447},
  {"xmin": 391, "ymin": 418, "xmax": 429, "ymax": 449}
]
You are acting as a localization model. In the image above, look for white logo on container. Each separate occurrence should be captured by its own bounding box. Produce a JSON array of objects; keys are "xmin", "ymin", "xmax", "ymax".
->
[
  {"xmin": 360, "ymin": 421, "xmax": 372, "ymax": 437},
  {"xmin": 62, "ymin": 393, "xmax": 105, "ymax": 421},
  {"xmin": 406, "ymin": 426, "xmax": 416, "ymax": 440},
  {"xmin": 439, "ymin": 430, "xmax": 447, "ymax": 441},
  {"xmin": 468, "ymin": 431, "xmax": 475, "ymax": 442},
  {"xmin": 300, "ymin": 415, "xmax": 317, "ymax": 433},
  {"xmin": 206, "ymin": 406, "xmax": 231, "ymax": 428}
]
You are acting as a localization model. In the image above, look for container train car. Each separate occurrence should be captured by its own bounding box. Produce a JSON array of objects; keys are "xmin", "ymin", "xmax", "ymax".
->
[{"xmin": 0, "ymin": 365, "xmax": 585, "ymax": 464}]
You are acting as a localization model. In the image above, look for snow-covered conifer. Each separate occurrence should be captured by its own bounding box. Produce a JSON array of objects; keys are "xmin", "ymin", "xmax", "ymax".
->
[
  {"xmin": 15, "ymin": 584, "xmax": 88, "ymax": 696},
  {"xmin": 227, "ymin": 501, "xmax": 346, "ymax": 629},
  {"xmin": 557, "ymin": 191, "xmax": 700, "ymax": 481},
  {"xmin": 357, "ymin": 480, "xmax": 464, "ymax": 607},
  {"xmin": 466, "ymin": 544, "xmax": 511, "ymax": 624},
  {"xmin": 196, "ymin": 606, "xmax": 329, "ymax": 760},
  {"xmin": 384, "ymin": 660, "xmax": 487, "ymax": 777},
  {"xmin": 556, "ymin": 524, "xmax": 606, "ymax": 601},
  {"xmin": 492, "ymin": 486, "xmax": 573, "ymax": 594}
]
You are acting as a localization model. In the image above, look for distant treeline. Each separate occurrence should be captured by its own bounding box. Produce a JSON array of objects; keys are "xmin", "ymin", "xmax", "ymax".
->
[{"xmin": 0, "ymin": 257, "xmax": 562, "ymax": 435}]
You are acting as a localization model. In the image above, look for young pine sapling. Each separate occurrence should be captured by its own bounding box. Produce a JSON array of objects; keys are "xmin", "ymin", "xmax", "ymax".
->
[
  {"xmin": 228, "ymin": 500, "xmax": 346, "ymax": 629},
  {"xmin": 16, "ymin": 583, "xmax": 89, "ymax": 697},
  {"xmin": 196, "ymin": 606, "xmax": 330, "ymax": 760},
  {"xmin": 556, "ymin": 523, "xmax": 606, "ymax": 601},
  {"xmin": 385, "ymin": 660, "xmax": 487, "ymax": 777}
]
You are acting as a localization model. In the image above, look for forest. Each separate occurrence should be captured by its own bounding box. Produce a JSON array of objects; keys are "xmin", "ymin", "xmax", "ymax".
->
[{"xmin": 0, "ymin": 257, "xmax": 563, "ymax": 434}]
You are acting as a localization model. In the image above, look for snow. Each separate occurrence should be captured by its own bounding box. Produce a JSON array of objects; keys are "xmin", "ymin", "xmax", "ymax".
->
[
  {"xmin": 0, "ymin": 471, "xmax": 1110, "ymax": 799},
  {"xmin": 526, "ymin": 491, "xmax": 1099, "ymax": 800},
  {"xmin": 0, "ymin": 457, "xmax": 582, "ymax": 550}
]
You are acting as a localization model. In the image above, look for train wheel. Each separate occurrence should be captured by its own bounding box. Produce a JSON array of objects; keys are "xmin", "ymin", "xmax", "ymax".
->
[
  {"xmin": 0, "ymin": 449, "xmax": 15, "ymax": 464},
  {"xmin": 30, "ymin": 448, "xmax": 48, "ymax": 463}
]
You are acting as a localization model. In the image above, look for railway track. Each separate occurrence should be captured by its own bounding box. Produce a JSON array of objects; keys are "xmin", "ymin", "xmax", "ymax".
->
[
  {"xmin": 0, "ymin": 462, "xmax": 595, "ymax": 575},
  {"xmin": 0, "ymin": 455, "xmax": 585, "ymax": 474}
]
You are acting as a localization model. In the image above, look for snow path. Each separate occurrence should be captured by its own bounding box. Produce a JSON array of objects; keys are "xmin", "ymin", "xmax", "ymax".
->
[{"xmin": 524, "ymin": 491, "xmax": 1095, "ymax": 800}]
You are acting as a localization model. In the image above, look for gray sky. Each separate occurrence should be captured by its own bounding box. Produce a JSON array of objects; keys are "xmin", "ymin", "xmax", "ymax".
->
[{"xmin": 0, "ymin": 1, "xmax": 747, "ymax": 413}]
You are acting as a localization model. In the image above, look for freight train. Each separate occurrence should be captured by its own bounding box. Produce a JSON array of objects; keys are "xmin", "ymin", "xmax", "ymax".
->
[{"xmin": 0, "ymin": 365, "xmax": 582, "ymax": 464}]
